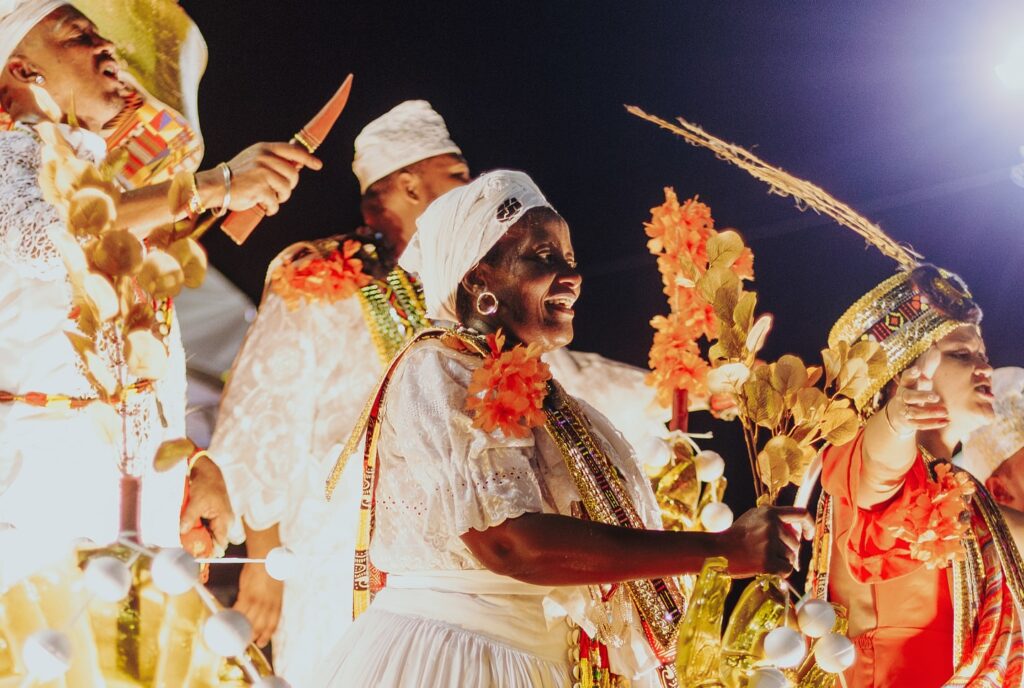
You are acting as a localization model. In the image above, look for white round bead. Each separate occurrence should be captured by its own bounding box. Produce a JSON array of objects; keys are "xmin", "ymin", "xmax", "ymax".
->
[
  {"xmin": 814, "ymin": 632, "xmax": 856, "ymax": 673},
  {"xmin": 264, "ymin": 546, "xmax": 299, "ymax": 581},
  {"xmin": 695, "ymin": 450, "xmax": 726, "ymax": 482},
  {"xmin": 202, "ymin": 609, "xmax": 253, "ymax": 658},
  {"xmin": 796, "ymin": 598, "xmax": 836, "ymax": 638},
  {"xmin": 699, "ymin": 501, "xmax": 734, "ymax": 532},
  {"xmin": 151, "ymin": 547, "xmax": 200, "ymax": 596},
  {"xmin": 763, "ymin": 626, "xmax": 806, "ymax": 668},
  {"xmin": 749, "ymin": 666, "xmax": 789, "ymax": 688},
  {"xmin": 84, "ymin": 555, "xmax": 132, "ymax": 603}
]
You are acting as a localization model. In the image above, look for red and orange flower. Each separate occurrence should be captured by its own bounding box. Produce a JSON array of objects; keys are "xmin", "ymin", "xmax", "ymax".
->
[
  {"xmin": 883, "ymin": 462, "xmax": 975, "ymax": 569},
  {"xmin": 269, "ymin": 239, "xmax": 372, "ymax": 310},
  {"xmin": 645, "ymin": 188, "xmax": 753, "ymax": 407},
  {"xmin": 465, "ymin": 330, "xmax": 552, "ymax": 439}
]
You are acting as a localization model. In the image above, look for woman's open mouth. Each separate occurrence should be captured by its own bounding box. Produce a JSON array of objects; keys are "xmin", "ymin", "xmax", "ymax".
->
[{"xmin": 544, "ymin": 294, "xmax": 576, "ymax": 319}]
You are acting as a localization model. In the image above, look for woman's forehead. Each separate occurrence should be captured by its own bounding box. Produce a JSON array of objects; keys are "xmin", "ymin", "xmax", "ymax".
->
[
  {"xmin": 515, "ymin": 209, "xmax": 571, "ymax": 244},
  {"xmin": 940, "ymin": 324, "xmax": 985, "ymax": 348}
]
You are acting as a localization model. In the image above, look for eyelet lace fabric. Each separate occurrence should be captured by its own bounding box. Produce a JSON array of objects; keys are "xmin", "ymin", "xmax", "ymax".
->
[{"xmin": 370, "ymin": 339, "xmax": 663, "ymax": 572}]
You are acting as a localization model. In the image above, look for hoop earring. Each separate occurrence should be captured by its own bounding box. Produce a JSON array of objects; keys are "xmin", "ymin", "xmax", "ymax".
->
[{"xmin": 475, "ymin": 290, "xmax": 499, "ymax": 316}]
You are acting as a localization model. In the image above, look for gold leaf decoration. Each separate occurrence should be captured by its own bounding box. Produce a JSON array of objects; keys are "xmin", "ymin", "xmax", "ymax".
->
[
  {"xmin": 81, "ymin": 272, "xmax": 120, "ymax": 321},
  {"xmin": 125, "ymin": 329, "xmax": 170, "ymax": 380},
  {"xmin": 67, "ymin": 188, "xmax": 117, "ymax": 237},
  {"xmin": 772, "ymin": 354, "xmax": 807, "ymax": 396},
  {"xmin": 138, "ymin": 250, "xmax": 185, "ymax": 300},
  {"xmin": 706, "ymin": 230, "xmax": 745, "ymax": 270},
  {"xmin": 822, "ymin": 406, "xmax": 860, "ymax": 446},
  {"xmin": 90, "ymin": 230, "xmax": 145, "ymax": 277},
  {"xmin": 167, "ymin": 237, "xmax": 208, "ymax": 288},
  {"xmin": 153, "ymin": 437, "xmax": 197, "ymax": 473}
]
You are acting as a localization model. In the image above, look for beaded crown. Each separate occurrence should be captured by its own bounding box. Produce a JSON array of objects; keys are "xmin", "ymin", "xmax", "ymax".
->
[{"xmin": 829, "ymin": 265, "xmax": 981, "ymax": 411}]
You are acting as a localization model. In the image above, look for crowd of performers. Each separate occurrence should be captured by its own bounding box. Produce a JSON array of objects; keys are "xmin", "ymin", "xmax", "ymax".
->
[{"xmin": 1, "ymin": 2, "xmax": 1023, "ymax": 687}]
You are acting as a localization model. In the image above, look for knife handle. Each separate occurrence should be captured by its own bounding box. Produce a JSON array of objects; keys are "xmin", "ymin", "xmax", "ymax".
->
[
  {"xmin": 219, "ymin": 135, "xmax": 305, "ymax": 245},
  {"xmin": 220, "ymin": 206, "xmax": 266, "ymax": 245}
]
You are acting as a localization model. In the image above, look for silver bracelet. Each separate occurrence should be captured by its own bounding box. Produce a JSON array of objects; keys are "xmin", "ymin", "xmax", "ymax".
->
[{"xmin": 213, "ymin": 162, "xmax": 232, "ymax": 218}]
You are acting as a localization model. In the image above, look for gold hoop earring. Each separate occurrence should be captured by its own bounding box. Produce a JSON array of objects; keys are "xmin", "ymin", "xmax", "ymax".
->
[{"xmin": 475, "ymin": 291, "xmax": 499, "ymax": 316}]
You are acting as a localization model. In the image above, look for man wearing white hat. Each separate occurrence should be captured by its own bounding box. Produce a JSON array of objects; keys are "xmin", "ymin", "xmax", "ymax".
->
[
  {"xmin": 0, "ymin": 1, "xmax": 321, "ymax": 581},
  {"xmin": 210, "ymin": 100, "xmax": 469, "ymax": 684}
]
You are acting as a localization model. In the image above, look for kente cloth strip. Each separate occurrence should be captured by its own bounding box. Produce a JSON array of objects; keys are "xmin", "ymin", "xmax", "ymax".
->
[
  {"xmin": 326, "ymin": 328, "xmax": 685, "ymax": 675},
  {"xmin": 809, "ymin": 467, "xmax": 1024, "ymax": 686}
]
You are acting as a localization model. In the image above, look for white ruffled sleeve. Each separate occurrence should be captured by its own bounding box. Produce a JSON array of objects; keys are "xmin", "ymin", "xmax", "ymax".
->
[
  {"xmin": 380, "ymin": 341, "xmax": 549, "ymax": 537},
  {"xmin": 0, "ymin": 130, "xmax": 65, "ymax": 281},
  {"xmin": 208, "ymin": 290, "xmax": 320, "ymax": 534}
]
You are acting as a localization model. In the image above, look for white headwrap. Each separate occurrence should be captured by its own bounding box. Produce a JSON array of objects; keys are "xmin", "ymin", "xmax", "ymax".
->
[
  {"xmin": 352, "ymin": 100, "xmax": 462, "ymax": 193},
  {"xmin": 0, "ymin": 0, "xmax": 68, "ymax": 67},
  {"xmin": 400, "ymin": 170, "xmax": 551, "ymax": 322},
  {"xmin": 959, "ymin": 367, "xmax": 1024, "ymax": 481}
]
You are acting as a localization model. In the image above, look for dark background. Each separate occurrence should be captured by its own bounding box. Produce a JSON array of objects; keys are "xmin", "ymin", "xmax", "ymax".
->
[{"xmin": 181, "ymin": 0, "xmax": 1024, "ymax": 512}]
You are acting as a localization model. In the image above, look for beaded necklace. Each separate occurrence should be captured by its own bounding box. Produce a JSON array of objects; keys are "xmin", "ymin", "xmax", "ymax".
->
[{"xmin": 356, "ymin": 267, "xmax": 430, "ymax": 365}]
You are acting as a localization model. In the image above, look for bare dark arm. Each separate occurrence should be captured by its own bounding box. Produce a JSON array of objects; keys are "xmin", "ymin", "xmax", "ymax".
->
[{"xmin": 460, "ymin": 507, "xmax": 813, "ymax": 586}]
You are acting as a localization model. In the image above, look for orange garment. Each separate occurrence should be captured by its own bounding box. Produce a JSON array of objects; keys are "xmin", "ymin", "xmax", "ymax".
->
[{"xmin": 822, "ymin": 431, "xmax": 953, "ymax": 688}]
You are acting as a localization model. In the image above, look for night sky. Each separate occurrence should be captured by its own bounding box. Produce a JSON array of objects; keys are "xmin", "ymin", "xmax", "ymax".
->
[{"xmin": 181, "ymin": 1, "xmax": 1024, "ymax": 509}]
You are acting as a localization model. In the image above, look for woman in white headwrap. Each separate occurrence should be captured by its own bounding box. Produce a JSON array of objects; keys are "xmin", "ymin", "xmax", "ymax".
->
[
  {"xmin": 315, "ymin": 171, "xmax": 812, "ymax": 688},
  {"xmin": 0, "ymin": 1, "xmax": 320, "ymax": 579}
]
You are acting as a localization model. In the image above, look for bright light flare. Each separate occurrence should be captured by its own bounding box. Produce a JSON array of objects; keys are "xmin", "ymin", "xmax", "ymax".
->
[{"xmin": 995, "ymin": 39, "xmax": 1024, "ymax": 90}]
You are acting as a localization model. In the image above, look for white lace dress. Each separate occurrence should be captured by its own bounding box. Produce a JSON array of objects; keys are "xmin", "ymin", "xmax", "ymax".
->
[
  {"xmin": 314, "ymin": 339, "xmax": 665, "ymax": 688},
  {"xmin": 209, "ymin": 277, "xmax": 378, "ymax": 686},
  {"xmin": 0, "ymin": 125, "xmax": 188, "ymax": 586}
]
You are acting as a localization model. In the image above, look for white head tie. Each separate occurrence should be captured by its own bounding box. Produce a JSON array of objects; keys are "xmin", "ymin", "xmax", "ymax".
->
[
  {"xmin": 352, "ymin": 100, "xmax": 461, "ymax": 194},
  {"xmin": 400, "ymin": 169, "xmax": 551, "ymax": 322},
  {"xmin": 0, "ymin": 0, "xmax": 68, "ymax": 67},
  {"xmin": 960, "ymin": 367, "xmax": 1024, "ymax": 481}
]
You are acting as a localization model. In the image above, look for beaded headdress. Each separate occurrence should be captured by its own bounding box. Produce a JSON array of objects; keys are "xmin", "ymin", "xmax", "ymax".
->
[{"xmin": 627, "ymin": 106, "xmax": 982, "ymax": 412}]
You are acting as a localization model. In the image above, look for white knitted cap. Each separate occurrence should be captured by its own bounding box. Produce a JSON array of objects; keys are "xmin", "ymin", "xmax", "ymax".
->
[{"xmin": 352, "ymin": 100, "xmax": 461, "ymax": 194}]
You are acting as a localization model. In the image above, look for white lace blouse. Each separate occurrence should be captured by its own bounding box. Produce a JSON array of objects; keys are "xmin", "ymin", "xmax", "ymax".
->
[
  {"xmin": 209, "ymin": 278, "xmax": 378, "ymax": 548},
  {"xmin": 0, "ymin": 125, "xmax": 187, "ymax": 581},
  {"xmin": 371, "ymin": 338, "xmax": 662, "ymax": 573}
]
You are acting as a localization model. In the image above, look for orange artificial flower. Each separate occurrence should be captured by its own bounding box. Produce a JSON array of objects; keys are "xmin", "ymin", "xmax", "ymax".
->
[
  {"xmin": 269, "ymin": 239, "xmax": 372, "ymax": 310},
  {"xmin": 883, "ymin": 461, "xmax": 976, "ymax": 569},
  {"xmin": 465, "ymin": 330, "xmax": 552, "ymax": 439},
  {"xmin": 645, "ymin": 188, "xmax": 753, "ymax": 407},
  {"xmin": 646, "ymin": 313, "xmax": 711, "ymax": 407}
]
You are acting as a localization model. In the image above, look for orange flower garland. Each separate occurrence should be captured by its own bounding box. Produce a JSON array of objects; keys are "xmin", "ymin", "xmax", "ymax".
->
[
  {"xmin": 269, "ymin": 239, "xmax": 372, "ymax": 310},
  {"xmin": 465, "ymin": 330, "xmax": 552, "ymax": 439},
  {"xmin": 882, "ymin": 462, "xmax": 976, "ymax": 569},
  {"xmin": 645, "ymin": 188, "xmax": 753, "ymax": 406}
]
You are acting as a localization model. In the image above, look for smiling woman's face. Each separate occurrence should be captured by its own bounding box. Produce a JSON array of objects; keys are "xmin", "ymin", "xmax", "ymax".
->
[{"xmin": 465, "ymin": 207, "xmax": 582, "ymax": 352}]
